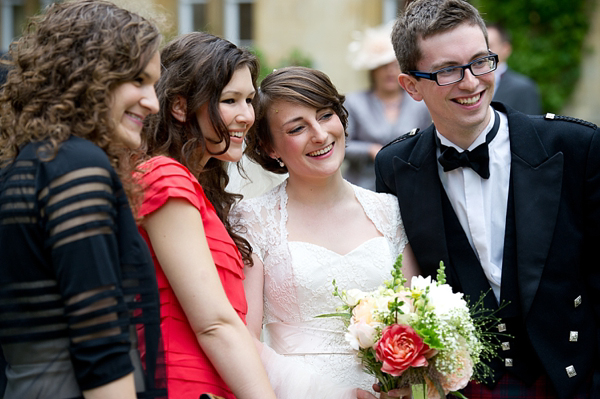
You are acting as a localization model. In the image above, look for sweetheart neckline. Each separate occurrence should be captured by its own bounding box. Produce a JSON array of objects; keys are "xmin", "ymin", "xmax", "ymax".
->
[{"xmin": 287, "ymin": 236, "xmax": 387, "ymax": 257}]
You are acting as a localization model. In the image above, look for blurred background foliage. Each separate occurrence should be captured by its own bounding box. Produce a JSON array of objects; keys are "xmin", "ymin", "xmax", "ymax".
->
[
  {"xmin": 251, "ymin": 47, "xmax": 314, "ymax": 84},
  {"xmin": 472, "ymin": 0, "xmax": 595, "ymax": 113}
]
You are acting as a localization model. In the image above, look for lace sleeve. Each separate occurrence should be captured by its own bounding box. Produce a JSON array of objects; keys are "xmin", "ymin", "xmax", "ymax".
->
[
  {"xmin": 354, "ymin": 184, "xmax": 408, "ymax": 260},
  {"xmin": 231, "ymin": 188, "xmax": 280, "ymax": 263}
]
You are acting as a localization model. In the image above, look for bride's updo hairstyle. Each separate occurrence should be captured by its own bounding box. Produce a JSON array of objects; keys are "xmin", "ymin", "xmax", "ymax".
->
[{"xmin": 246, "ymin": 66, "xmax": 348, "ymax": 174}]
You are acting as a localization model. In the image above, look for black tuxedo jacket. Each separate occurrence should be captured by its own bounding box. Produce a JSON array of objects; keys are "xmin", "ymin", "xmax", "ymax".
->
[
  {"xmin": 494, "ymin": 68, "xmax": 542, "ymax": 115},
  {"xmin": 375, "ymin": 102, "xmax": 600, "ymax": 399}
]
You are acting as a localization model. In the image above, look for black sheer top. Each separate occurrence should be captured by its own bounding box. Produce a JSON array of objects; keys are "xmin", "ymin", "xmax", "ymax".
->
[{"xmin": 0, "ymin": 136, "xmax": 166, "ymax": 398}]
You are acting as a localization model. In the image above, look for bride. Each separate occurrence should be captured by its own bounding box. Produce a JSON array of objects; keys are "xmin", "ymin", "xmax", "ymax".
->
[{"xmin": 231, "ymin": 67, "xmax": 419, "ymax": 398}]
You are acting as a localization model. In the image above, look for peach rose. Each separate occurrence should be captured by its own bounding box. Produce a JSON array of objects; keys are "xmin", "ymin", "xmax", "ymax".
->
[
  {"xmin": 441, "ymin": 345, "xmax": 473, "ymax": 391},
  {"xmin": 425, "ymin": 344, "xmax": 473, "ymax": 399},
  {"xmin": 352, "ymin": 297, "xmax": 377, "ymax": 325},
  {"xmin": 374, "ymin": 324, "xmax": 432, "ymax": 376}
]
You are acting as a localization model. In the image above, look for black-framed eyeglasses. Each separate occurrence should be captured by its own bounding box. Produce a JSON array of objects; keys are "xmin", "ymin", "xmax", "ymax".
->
[{"xmin": 408, "ymin": 53, "xmax": 499, "ymax": 86}]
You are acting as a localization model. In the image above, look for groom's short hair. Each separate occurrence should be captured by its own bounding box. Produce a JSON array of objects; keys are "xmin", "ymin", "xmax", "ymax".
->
[{"xmin": 391, "ymin": 0, "xmax": 488, "ymax": 73}]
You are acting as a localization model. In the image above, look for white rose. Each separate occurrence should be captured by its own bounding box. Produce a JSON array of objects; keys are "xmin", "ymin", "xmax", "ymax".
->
[
  {"xmin": 345, "ymin": 321, "xmax": 378, "ymax": 350},
  {"xmin": 410, "ymin": 275, "xmax": 435, "ymax": 291},
  {"xmin": 428, "ymin": 283, "xmax": 468, "ymax": 317},
  {"xmin": 345, "ymin": 289, "xmax": 367, "ymax": 307},
  {"xmin": 410, "ymin": 276, "xmax": 468, "ymax": 317}
]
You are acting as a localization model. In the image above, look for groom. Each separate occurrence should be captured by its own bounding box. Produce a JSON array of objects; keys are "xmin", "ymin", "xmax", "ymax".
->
[{"xmin": 375, "ymin": 0, "xmax": 599, "ymax": 398}]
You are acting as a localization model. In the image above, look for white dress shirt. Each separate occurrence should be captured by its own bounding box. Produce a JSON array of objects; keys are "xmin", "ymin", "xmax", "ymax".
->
[{"xmin": 436, "ymin": 108, "xmax": 511, "ymax": 302}]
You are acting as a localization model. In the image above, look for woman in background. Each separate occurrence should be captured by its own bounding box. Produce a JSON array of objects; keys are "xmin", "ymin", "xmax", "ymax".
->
[
  {"xmin": 137, "ymin": 32, "xmax": 276, "ymax": 399},
  {"xmin": 232, "ymin": 66, "xmax": 417, "ymax": 399},
  {"xmin": 344, "ymin": 23, "xmax": 431, "ymax": 190},
  {"xmin": 0, "ymin": 1, "xmax": 165, "ymax": 398}
]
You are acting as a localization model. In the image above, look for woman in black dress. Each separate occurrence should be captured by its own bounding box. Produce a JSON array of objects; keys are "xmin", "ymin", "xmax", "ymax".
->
[{"xmin": 0, "ymin": 1, "xmax": 166, "ymax": 398}]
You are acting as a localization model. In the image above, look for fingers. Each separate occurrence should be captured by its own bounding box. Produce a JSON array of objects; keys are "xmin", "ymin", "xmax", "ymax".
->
[
  {"xmin": 356, "ymin": 388, "xmax": 378, "ymax": 399},
  {"xmin": 372, "ymin": 386, "xmax": 411, "ymax": 399},
  {"xmin": 384, "ymin": 387, "xmax": 411, "ymax": 397}
]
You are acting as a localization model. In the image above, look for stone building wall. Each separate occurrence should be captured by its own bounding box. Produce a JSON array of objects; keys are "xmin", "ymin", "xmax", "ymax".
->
[{"xmin": 562, "ymin": 1, "xmax": 600, "ymax": 123}]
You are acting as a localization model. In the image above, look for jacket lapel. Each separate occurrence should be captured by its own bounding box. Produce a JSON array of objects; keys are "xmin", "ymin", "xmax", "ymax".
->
[
  {"xmin": 499, "ymin": 104, "xmax": 564, "ymax": 318},
  {"xmin": 393, "ymin": 105, "xmax": 563, "ymax": 319},
  {"xmin": 392, "ymin": 126, "xmax": 450, "ymax": 278}
]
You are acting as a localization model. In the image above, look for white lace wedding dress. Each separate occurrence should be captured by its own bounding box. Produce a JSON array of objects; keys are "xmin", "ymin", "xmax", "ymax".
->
[{"xmin": 232, "ymin": 180, "xmax": 408, "ymax": 398}]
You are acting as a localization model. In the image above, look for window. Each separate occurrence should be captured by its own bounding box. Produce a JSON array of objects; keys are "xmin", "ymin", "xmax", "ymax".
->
[
  {"xmin": 1, "ymin": 0, "xmax": 60, "ymax": 52},
  {"xmin": 224, "ymin": 0, "xmax": 254, "ymax": 48},
  {"xmin": 2, "ymin": 0, "xmax": 25, "ymax": 51},
  {"xmin": 192, "ymin": 2, "xmax": 208, "ymax": 32},
  {"xmin": 383, "ymin": 0, "xmax": 407, "ymax": 23},
  {"xmin": 179, "ymin": 0, "xmax": 207, "ymax": 34}
]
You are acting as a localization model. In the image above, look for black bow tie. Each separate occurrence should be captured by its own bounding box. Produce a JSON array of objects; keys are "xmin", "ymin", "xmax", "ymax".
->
[{"xmin": 437, "ymin": 110, "xmax": 500, "ymax": 179}]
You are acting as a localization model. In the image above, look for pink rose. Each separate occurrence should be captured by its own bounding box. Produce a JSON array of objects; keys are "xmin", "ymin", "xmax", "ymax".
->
[{"xmin": 374, "ymin": 324, "xmax": 432, "ymax": 376}]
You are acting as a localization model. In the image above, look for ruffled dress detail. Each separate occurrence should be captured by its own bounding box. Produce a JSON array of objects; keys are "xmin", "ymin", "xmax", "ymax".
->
[{"xmin": 138, "ymin": 156, "xmax": 247, "ymax": 399}]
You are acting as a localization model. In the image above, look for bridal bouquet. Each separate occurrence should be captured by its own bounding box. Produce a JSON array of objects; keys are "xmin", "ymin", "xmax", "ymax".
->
[{"xmin": 319, "ymin": 256, "xmax": 500, "ymax": 399}]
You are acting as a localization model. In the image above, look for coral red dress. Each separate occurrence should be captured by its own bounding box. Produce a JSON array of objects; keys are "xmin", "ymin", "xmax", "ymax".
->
[{"xmin": 137, "ymin": 156, "xmax": 247, "ymax": 399}]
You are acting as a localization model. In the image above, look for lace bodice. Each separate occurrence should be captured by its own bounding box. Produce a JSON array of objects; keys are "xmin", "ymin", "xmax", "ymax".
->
[
  {"xmin": 233, "ymin": 180, "xmax": 406, "ymax": 324},
  {"xmin": 232, "ymin": 180, "xmax": 408, "ymax": 393}
]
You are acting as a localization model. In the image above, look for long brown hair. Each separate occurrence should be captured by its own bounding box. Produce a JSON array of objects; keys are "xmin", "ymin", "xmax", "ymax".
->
[
  {"xmin": 0, "ymin": 0, "xmax": 161, "ymax": 203},
  {"xmin": 143, "ymin": 32, "xmax": 258, "ymax": 265}
]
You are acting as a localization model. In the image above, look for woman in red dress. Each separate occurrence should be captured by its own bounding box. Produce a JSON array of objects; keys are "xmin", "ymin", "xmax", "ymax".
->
[{"xmin": 136, "ymin": 32, "xmax": 275, "ymax": 399}]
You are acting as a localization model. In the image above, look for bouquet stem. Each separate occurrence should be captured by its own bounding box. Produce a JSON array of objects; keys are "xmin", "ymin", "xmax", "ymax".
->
[{"xmin": 411, "ymin": 382, "xmax": 427, "ymax": 399}]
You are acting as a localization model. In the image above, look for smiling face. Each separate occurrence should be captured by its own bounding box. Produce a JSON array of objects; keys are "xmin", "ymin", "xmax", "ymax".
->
[
  {"xmin": 399, "ymin": 23, "xmax": 494, "ymax": 147},
  {"xmin": 109, "ymin": 51, "xmax": 161, "ymax": 150},
  {"xmin": 267, "ymin": 100, "xmax": 345, "ymax": 182},
  {"xmin": 198, "ymin": 66, "xmax": 255, "ymax": 165}
]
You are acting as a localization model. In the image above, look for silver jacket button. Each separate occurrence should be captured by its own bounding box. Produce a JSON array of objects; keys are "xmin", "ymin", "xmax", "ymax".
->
[{"xmin": 569, "ymin": 331, "xmax": 579, "ymax": 342}]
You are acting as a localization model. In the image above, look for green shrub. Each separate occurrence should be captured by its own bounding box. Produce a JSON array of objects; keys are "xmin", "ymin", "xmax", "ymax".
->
[
  {"xmin": 250, "ymin": 47, "xmax": 313, "ymax": 84},
  {"xmin": 472, "ymin": 0, "xmax": 594, "ymax": 113}
]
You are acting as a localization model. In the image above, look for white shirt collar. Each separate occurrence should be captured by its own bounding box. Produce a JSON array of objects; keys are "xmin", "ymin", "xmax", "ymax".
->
[{"xmin": 435, "ymin": 107, "xmax": 496, "ymax": 152}]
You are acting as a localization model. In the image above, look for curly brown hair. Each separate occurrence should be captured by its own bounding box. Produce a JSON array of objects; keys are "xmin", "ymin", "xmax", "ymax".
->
[
  {"xmin": 245, "ymin": 66, "xmax": 348, "ymax": 174},
  {"xmin": 142, "ymin": 32, "xmax": 259, "ymax": 265},
  {"xmin": 0, "ymin": 0, "xmax": 161, "ymax": 204}
]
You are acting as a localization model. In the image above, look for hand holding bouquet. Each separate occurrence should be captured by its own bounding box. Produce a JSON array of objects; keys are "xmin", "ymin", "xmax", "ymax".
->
[{"xmin": 319, "ymin": 256, "xmax": 500, "ymax": 399}]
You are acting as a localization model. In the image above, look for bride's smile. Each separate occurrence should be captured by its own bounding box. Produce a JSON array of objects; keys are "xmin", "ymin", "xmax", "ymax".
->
[{"xmin": 267, "ymin": 100, "xmax": 346, "ymax": 181}]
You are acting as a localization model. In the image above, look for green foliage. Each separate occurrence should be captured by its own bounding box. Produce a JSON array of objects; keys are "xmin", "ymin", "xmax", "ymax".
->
[
  {"xmin": 249, "ymin": 47, "xmax": 313, "ymax": 84},
  {"xmin": 436, "ymin": 261, "xmax": 446, "ymax": 285},
  {"xmin": 471, "ymin": 0, "xmax": 594, "ymax": 113},
  {"xmin": 386, "ymin": 254, "xmax": 407, "ymax": 289},
  {"xmin": 276, "ymin": 48, "xmax": 314, "ymax": 69}
]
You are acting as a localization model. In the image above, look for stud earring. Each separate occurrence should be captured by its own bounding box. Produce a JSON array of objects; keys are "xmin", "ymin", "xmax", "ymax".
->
[{"xmin": 277, "ymin": 158, "xmax": 285, "ymax": 168}]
